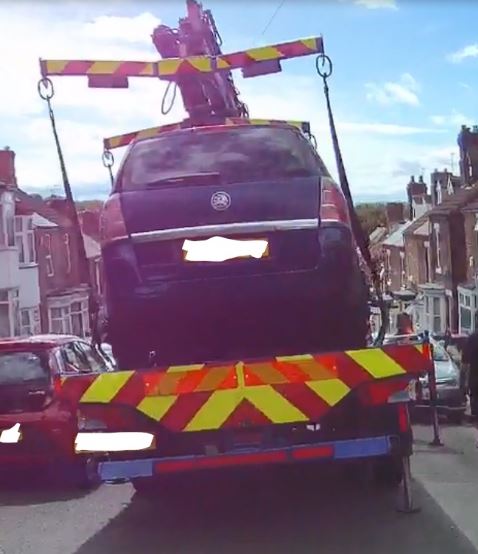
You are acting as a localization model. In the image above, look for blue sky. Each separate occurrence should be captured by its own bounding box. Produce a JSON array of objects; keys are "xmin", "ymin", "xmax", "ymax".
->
[{"xmin": 1, "ymin": 0, "xmax": 477, "ymax": 202}]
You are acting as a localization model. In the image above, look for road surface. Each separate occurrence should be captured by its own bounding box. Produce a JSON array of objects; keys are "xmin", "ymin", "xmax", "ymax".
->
[{"xmin": 0, "ymin": 423, "xmax": 477, "ymax": 554}]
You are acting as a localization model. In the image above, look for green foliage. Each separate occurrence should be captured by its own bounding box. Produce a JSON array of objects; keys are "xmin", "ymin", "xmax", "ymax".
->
[
  {"xmin": 356, "ymin": 203, "xmax": 387, "ymax": 235},
  {"xmin": 75, "ymin": 200, "xmax": 104, "ymax": 211}
]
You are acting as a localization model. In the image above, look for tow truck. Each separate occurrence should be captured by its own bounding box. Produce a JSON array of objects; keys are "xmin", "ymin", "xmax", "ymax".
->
[{"xmin": 37, "ymin": 0, "xmax": 433, "ymax": 505}]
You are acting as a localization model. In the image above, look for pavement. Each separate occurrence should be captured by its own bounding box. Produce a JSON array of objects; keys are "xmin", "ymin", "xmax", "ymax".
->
[{"xmin": 0, "ymin": 422, "xmax": 477, "ymax": 554}]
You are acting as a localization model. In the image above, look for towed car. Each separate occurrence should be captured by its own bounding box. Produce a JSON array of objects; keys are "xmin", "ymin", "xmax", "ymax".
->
[
  {"xmin": 101, "ymin": 122, "xmax": 369, "ymax": 369},
  {"xmin": 0, "ymin": 335, "xmax": 113, "ymax": 486}
]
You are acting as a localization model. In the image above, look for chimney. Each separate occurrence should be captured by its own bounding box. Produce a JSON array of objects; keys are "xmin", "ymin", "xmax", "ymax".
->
[
  {"xmin": 458, "ymin": 125, "xmax": 478, "ymax": 185},
  {"xmin": 385, "ymin": 202, "xmax": 405, "ymax": 230},
  {"xmin": 406, "ymin": 175, "xmax": 427, "ymax": 220},
  {"xmin": 0, "ymin": 147, "xmax": 17, "ymax": 186}
]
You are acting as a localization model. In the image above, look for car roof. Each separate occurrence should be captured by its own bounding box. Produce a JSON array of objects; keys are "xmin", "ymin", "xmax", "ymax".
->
[{"xmin": 0, "ymin": 335, "xmax": 80, "ymax": 352}]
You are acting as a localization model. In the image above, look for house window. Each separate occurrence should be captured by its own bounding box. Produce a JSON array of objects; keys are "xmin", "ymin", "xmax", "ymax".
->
[
  {"xmin": 95, "ymin": 260, "xmax": 102, "ymax": 295},
  {"xmin": 0, "ymin": 288, "xmax": 20, "ymax": 337},
  {"xmin": 43, "ymin": 233, "xmax": 54, "ymax": 277},
  {"xmin": 64, "ymin": 233, "xmax": 71, "ymax": 273},
  {"xmin": 70, "ymin": 300, "xmax": 89, "ymax": 337},
  {"xmin": 50, "ymin": 307, "xmax": 72, "ymax": 334},
  {"xmin": 14, "ymin": 216, "xmax": 36, "ymax": 266},
  {"xmin": 20, "ymin": 308, "xmax": 35, "ymax": 336},
  {"xmin": 1, "ymin": 192, "xmax": 15, "ymax": 248},
  {"xmin": 424, "ymin": 243, "xmax": 430, "ymax": 282},
  {"xmin": 432, "ymin": 297, "xmax": 442, "ymax": 333},
  {"xmin": 458, "ymin": 288, "xmax": 478, "ymax": 334},
  {"xmin": 49, "ymin": 299, "xmax": 89, "ymax": 337},
  {"xmin": 434, "ymin": 223, "xmax": 441, "ymax": 272},
  {"xmin": 400, "ymin": 252, "xmax": 406, "ymax": 287}
]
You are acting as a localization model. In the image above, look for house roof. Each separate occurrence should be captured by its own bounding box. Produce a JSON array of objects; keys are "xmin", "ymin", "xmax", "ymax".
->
[
  {"xmin": 369, "ymin": 226, "xmax": 388, "ymax": 244},
  {"xmin": 425, "ymin": 184, "xmax": 478, "ymax": 216},
  {"xmin": 32, "ymin": 213, "xmax": 58, "ymax": 228},
  {"xmin": 14, "ymin": 189, "xmax": 72, "ymax": 227},
  {"xmin": 381, "ymin": 220, "xmax": 414, "ymax": 248}
]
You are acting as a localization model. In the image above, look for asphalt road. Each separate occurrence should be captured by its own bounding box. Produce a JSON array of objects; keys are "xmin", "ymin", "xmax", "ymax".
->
[{"xmin": 1, "ymin": 424, "xmax": 477, "ymax": 554}]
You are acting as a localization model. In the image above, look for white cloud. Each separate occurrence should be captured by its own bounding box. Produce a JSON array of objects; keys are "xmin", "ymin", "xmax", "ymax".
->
[
  {"xmin": 354, "ymin": 0, "xmax": 398, "ymax": 9},
  {"xmin": 0, "ymin": 4, "xmax": 453, "ymax": 203},
  {"xmin": 448, "ymin": 44, "xmax": 478, "ymax": 63},
  {"xmin": 366, "ymin": 73, "xmax": 420, "ymax": 107},
  {"xmin": 430, "ymin": 110, "xmax": 471, "ymax": 128}
]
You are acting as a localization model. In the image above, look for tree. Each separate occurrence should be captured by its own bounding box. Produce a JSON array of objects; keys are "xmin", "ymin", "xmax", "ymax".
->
[{"xmin": 355, "ymin": 203, "xmax": 387, "ymax": 236}]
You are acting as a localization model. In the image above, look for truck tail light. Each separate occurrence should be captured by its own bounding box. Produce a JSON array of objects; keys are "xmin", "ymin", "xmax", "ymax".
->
[
  {"xmin": 100, "ymin": 194, "xmax": 128, "ymax": 247},
  {"xmin": 320, "ymin": 176, "xmax": 350, "ymax": 225}
]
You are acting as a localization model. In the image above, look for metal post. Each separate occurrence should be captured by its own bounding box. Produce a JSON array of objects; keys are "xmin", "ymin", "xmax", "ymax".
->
[
  {"xmin": 424, "ymin": 331, "xmax": 443, "ymax": 447},
  {"xmin": 397, "ymin": 454, "xmax": 420, "ymax": 514}
]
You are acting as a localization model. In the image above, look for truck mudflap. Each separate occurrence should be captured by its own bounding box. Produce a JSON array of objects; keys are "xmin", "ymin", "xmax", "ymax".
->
[
  {"xmin": 98, "ymin": 436, "xmax": 394, "ymax": 480},
  {"xmin": 59, "ymin": 343, "xmax": 432, "ymax": 433}
]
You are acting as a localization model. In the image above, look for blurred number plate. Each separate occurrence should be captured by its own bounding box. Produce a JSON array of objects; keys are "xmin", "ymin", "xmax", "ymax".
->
[{"xmin": 183, "ymin": 236, "xmax": 269, "ymax": 262}]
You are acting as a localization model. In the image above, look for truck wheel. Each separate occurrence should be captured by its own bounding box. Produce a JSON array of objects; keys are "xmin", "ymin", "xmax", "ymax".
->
[
  {"xmin": 132, "ymin": 477, "xmax": 162, "ymax": 497},
  {"xmin": 448, "ymin": 412, "xmax": 464, "ymax": 425},
  {"xmin": 73, "ymin": 457, "xmax": 101, "ymax": 491},
  {"xmin": 373, "ymin": 456, "xmax": 403, "ymax": 488}
]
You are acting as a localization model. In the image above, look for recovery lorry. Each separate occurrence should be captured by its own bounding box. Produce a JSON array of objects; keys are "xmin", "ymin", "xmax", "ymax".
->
[{"xmin": 37, "ymin": 0, "xmax": 433, "ymax": 498}]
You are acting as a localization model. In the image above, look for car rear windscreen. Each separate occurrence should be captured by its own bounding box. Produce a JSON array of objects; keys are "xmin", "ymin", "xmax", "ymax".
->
[
  {"xmin": 0, "ymin": 351, "xmax": 49, "ymax": 385},
  {"xmin": 118, "ymin": 126, "xmax": 328, "ymax": 189}
]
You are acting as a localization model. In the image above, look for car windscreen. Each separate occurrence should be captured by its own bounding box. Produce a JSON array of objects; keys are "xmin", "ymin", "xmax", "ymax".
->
[
  {"xmin": 0, "ymin": 351, "xmax": 49, "ymax": 385},
  {"xmin": 118, "ymin": 126, "xmax": 327, "ymax": 189}
]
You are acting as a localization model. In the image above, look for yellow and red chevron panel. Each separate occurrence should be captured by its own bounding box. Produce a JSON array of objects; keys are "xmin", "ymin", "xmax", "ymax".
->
[
  {"xmin": 103, "ymin": 118, "xmax": 310, "ymax": 150},
  {"xmin": 40, "ymin": 37, "xmax": 323, "ymax": 79},
  {"xmin": 61, "ymin": 344, "xmax": 431, "ymax": 433}
]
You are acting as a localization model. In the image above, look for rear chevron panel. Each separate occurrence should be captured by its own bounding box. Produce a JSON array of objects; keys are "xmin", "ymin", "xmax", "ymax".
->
[{"xmin": 63, "ymin": 344, "xmax": 432, "ymax": 432}]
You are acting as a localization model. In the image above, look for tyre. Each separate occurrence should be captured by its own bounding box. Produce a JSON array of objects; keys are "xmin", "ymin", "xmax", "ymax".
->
[
  {"xmin": 373, "ymin": 456, "xmax": 403, "ymax": 488},
  {"xmin": 72, "ymin": 457, "xmax": 101, "ymax": 490},
  {"xmin": 131, "ymin": 477, "xmax": 162, "ymax": 497},
  {"xmin": 447, "ymin": 412, "xmax": 464, "ymax": 425}
]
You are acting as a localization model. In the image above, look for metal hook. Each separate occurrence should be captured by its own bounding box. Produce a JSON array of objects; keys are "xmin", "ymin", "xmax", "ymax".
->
[
  {"xmin": 37, "ymin": 77, "xmax": 54, "ymax": 101},
  {"xmin": 315, "ymin": 54, "xmax": 333, "ymax": 80},
  {"xmin": 102, "ymin": 149, "xmax": 114, "ymax": 168}
]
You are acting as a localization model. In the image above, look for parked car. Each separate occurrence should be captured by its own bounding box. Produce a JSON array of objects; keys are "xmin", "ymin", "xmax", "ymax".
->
[
  {"xmin": 382, "ymin": 334, "xmax": 467, "ymax": 423},
  {"xmin": 0, "ymin": 335, "xmax": 112, "ymax": 487}
]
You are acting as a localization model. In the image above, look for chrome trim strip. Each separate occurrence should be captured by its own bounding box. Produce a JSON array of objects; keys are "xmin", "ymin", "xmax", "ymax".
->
[{"xmin": 130, "ymin": 219, "xmax": 319, "ymax": 243}]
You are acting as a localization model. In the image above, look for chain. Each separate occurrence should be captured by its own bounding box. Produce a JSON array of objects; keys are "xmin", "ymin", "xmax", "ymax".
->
[
  {"xmin": 37, "ymin": 77, "xmax": 101, "ymax": 348},
  {"xmin": 102, "ymin": 149, "xmax": 115, "ymax": 187},
  {"xmin": 315, "ymin": 54, "xmax": 388, "ymax": 344}
]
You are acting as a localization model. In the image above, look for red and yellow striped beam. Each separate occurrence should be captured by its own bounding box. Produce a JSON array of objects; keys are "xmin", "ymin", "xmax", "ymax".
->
[
  {"xmin": 103, "ymin": 118, "xmax": 311, "ymax": 150},
  {"xmin": 40, "ymin": 37, "xmax": 323, "ymax": 79},
  {"xmin": 61, "ymin": 343, "xmax": 431, "ymax": 433}
]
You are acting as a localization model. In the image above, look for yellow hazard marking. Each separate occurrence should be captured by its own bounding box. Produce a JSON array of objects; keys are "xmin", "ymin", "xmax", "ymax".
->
[
  {"xmin": 276, "ymin": 354, "xmax": 314, "ymax": 363},
  {"xmin": 108, "ymin": 137, "xmax": 122, "ymax": 149},
  {"xmin": 216, "ymin": 58, "xmax": 231, "ymax": 69},
  {"xmin": 194, "ymin": 367, "xmax": 232, "ymax": 392},
  {"xmin": 167, "ymin": 364, "xmax": 205, "ymax": 373},
  {"xmin": 247, "ymin": 46, "xmax": 281, "ymax": 62},
  {"xmin": 80, "ymin": 371, "xmax": 134, "ymax": 403},
  {"xmin": 137, "ymin": 395, "xmax": 177, "ymax": 421},
  {"xmin": 246, "ymin": 362, "xmax": 287, "ymax": 385},
  {"xmin": 306, "ymin": 379, "xmax": 350, "ymax": 406},
  {"xmin": 185, "ymin": 389, "xmax": 240, "ymax": 431},
  {"xmin": 347, "ymin": 349, "xmax": 407, "ymax": 379},
  {"xmin": 45, "ymin": 60, "xmax": 69, "ymax": 74},
  {"xmin": 188, "ymin": 56, "xmax": 212, "ymax": 72},
  {"xmin": 244, "ymin": 386, "xmax": 308, "ymax": 424},
  {"xmin": 139, "ymin": 63, "xmax": 156, "ymax": 76},
  {"xmin": 86, "ymin": 61, "xmax": 120, "ymax": 75},
  {"xmin": 302, "ymin": 38, "xmax": 319, "ymax": 51},
  {"xmin": 158, "ymin": 59, "xmax": 183, "ymax": 76},
  {"xmin": 137, "ymin": 127, "xmax": 162, "ymax": 140}
]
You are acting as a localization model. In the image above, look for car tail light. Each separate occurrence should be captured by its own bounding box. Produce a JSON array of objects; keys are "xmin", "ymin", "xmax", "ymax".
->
[
  {"xmin": 100, "ymin": 194, "xmax": 128, "ymax": 247},
  {"xmin": 320, "ymin": 176, "xmax": 350, "ymax": 225}
]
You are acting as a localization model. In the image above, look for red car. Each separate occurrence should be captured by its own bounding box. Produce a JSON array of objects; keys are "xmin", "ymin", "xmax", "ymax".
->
[{"xmin": 0, "ymin": 335, "xmax": 112, "ymax": 487}]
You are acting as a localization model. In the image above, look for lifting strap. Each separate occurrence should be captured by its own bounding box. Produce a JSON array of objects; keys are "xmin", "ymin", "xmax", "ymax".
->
[{"xmin": 315, "ymin": 55, "xmax": 388, "ymax": 345}]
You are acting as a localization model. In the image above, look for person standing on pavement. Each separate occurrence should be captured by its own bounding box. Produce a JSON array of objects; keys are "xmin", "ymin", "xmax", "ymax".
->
[{"xmin": 462, "ymin": 325, "xmax": 478, "ymax": 419}]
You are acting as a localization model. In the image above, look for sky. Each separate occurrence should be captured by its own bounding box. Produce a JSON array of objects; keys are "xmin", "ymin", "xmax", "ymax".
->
[{"xmin": 1, "ymin": 0, "xmax": 477, "ymax": 202}]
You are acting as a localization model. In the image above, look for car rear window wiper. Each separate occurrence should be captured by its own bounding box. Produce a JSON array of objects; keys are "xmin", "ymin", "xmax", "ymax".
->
[{"xmin": 145, "ymin": 172, "xmax": 222, "ymax": 186}]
